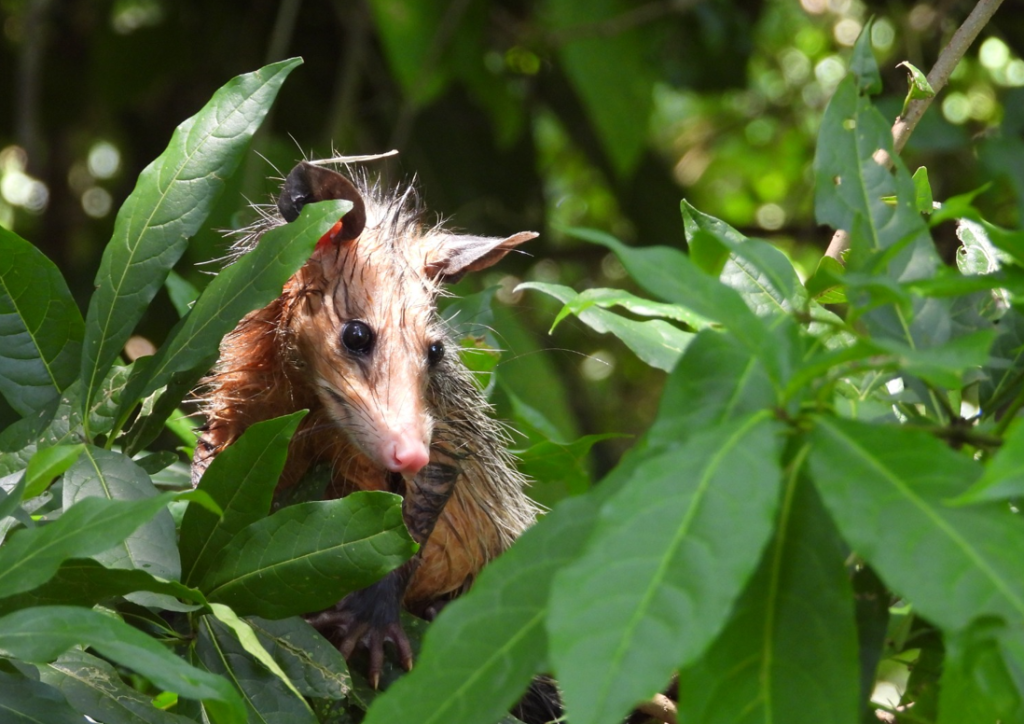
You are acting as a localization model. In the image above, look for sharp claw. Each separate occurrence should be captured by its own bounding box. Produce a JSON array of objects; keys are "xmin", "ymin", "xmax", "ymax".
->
[{"xmin": 368, "ymin": 635, "xmax": 384, "ymax": 689}]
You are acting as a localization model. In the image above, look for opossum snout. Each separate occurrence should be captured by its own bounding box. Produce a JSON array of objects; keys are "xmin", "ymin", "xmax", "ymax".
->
[{"xmin": 381, "ymin": 429, "xmax": 431, "ymax": 477}]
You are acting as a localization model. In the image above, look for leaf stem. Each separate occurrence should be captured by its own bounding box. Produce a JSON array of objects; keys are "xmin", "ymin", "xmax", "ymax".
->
[{"xmin": 824, "ymin": 0, "xmax": 1006, "ymax": 261}]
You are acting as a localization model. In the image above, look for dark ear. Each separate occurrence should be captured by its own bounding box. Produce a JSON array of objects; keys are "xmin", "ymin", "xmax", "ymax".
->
[
  {"xmin": 425, "ymin": 231, "xmax": 537, "ymax": 284},
  {"xmin": 277, "ymin": 161, "xmax": 366, "ymax": 241}
]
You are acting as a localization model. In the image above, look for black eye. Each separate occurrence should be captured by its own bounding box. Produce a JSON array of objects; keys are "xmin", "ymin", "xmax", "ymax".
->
[
  {"xmin": 341, "ymin": 321, "xmax": 374, "ymax": 354},
  {"xmin": 427, "ymin": 341, "xmax": 445, "ymax": 366}
]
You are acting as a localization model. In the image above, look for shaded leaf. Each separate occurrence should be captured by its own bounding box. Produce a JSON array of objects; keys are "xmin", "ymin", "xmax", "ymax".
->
[
  {"xmin": 809, "ymin": 417, "xmax": 1024, "ymax": 633},
  {"xmin": 80, "ymin": 58, "xmax": 301, "ymax": 423},
  {"xmin": 548, "ymin": 413, "xmax": 784, "ymax": 724},
  {"xmin": 38, "ymin": 649, "xmax": 197, "ymax": 724},
  {"xmin": 0, "ymin": 605, "xmax": 245, "ymax": 724},
  {"xmin": 200, "ymin": 492, "xmax": 416, "ymax": 618},
  {"xmin": 181, "ymin": 410, "xmax": 308, "ymax": 586},
  {"xmin": 954, "ymin": 419, "xmax": 1024, "ymax": 504},
  {"xmin": 246, "ymin": 616, "xmax": 351, "ymax": 700},
  {"xmin": 0, "ymin": 227, "xmax": 84, "ymax": 417},
  {"xmin": 677, "ymin": 462, "xmax": 859, "ymax": 724},
  {"xmin": 0, "ymin": 670, "xmax": 85, "ymax": 724},
  {"xmin": 518, "ymin": 282, "xmax": 692, "ymax": 371}
]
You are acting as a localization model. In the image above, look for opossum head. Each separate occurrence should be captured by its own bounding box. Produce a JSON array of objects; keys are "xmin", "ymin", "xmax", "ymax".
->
[{"xmin": 274, "ymin": 161, "xmax": 535, "ymax": 479}]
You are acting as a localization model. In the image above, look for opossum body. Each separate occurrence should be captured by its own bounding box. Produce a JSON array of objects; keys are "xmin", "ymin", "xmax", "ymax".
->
[{"xmin": 192, "ymin": 161, "xmax": 540, "ymax": 683}]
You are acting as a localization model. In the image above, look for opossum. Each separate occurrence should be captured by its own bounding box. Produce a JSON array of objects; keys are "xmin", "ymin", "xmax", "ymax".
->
[{"xmin": 191, "ymin": 160, "xmax": 541, "ymax": 686}]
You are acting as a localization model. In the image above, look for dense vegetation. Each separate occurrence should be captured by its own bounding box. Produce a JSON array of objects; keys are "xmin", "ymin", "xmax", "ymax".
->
[{"xmin": 2, "ymin": 1, "xmax": 1024, "ymax": 722}]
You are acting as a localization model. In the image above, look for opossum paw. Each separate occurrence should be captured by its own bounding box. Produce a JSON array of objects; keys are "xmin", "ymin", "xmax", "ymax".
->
[{"xmin": 306, "ymin": 584, "xmax": 413, "ymax": 689}]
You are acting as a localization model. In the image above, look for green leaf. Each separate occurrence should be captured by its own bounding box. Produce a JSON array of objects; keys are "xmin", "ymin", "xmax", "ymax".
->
[
  {"xmin": 118, "ymin": 199, "xmax": 350, "ymax": 425},
  {"xmin": 648, "ymin": 329, "xmax": 776, "ymax": 447},
  {"xmin": 681, "ymin": 200, "xmax": 807, "ymax": 315},
  {"xmin": 181, "ymin": 410, "xmax": 308, "ymax": 586},
  {"xmin": 542, "ymin": 285, "xmax": 712, "ymax": 332},
  {"xmin": 364, "ymin": 0, "xmax": 448, "ymax": 105},
  {"xmin": 954, "ymin": 420, "xmax": 1024, "ymax": 504},
  {"xmin": 899, "ymin": 60, "xmax": 936, "ymax": 118},
  {"xmin": 80, "ymin": 58, "xmax": 301, "ymax": 426},
  {"xmin": 0, "ymin": 605, "xmax": 245, "ymax": 724},
  {"xmin": 246, "ymin": 616, "xmax": 351, "ymax": 700},
  {"xmin": 194, "ymin": 615, "xmax": 316, "ymax": 724},
  {"xmin": 956, "ymin": 217, "xmax": 1014, "ymax": 276},
  {"xmin": 0, "ymin": 491, "xmax": 182, "ymax": 598},
  {"xmin": 980, "ymin": 307, "xmax": 1024, "ymax": 414},
  {"xmin": 363, "ymin": 493, "xmax": 600, "ymax": 724},
  {"xmin": 23, "ymin": 444, "xmax": 85, "ymax": 498},
  {"xmin": 63, "ymin": 447, "xmax": 181, "ymax": 594},
  {"xmin": 0, "ymin": 227, "xmax": 84, "ymax": 417},
  {"xmin": 912, "ymin": 166, "xmax": 934, "ymax": 214},
  {"xmin": 806, "ymin": 255, "xmax": 848, "ymax": 303},
  {"xmin": 548, "ymin": 413, "xmax": 784, "ymax": 724},
  {"xmin": 813, "ymin": 73, "xmax": 940, "ymax": 282},
  {"xmin": 938, "ymin": 619, "xmax": 1024, "ymax": 724},
  {"xmin": 517, "ymin": 282, "xmax": 692, "ymax": 371},
  {"xmin": 546, "ymin": 0, "xmax": 655, "ymax": 175},
  {"xmin": 38, "ymin": 649, "xmax": 198, "ymax": 724},
  {"xmin": 849, "ymin": 19, "xmax": 881, "ymax": 94},
  {"xmin": 677, "ymin": 461, "xmax": 859, "ymax": 724},
  {"xmin": 871, "ymin": 329, "xmax": 996, "ymax": 389},
  {"xmin": 0, "ymin": 558, "xmax": 205, "ymax": 617},
  {"xmin": 0, "ymin": 670, "xmax": 85, "ymax": 724},
  {"xmin": 563, "ymin": 227, "xmax": 781, "ymax": 384},
  {"xmin": 209, "ymin": 603, "xmax": 310, "ymax": 711},
  {"xmin": 687, "ymin": 229, "xmax": 730, "ymax": 276},
  {"xmin": 165, "ymin": 269, "xmax": 200, "ymax": 319},
  {"xmin": 200, "ymin": 492, "xmax": 416, "ymax": 618},
  {"xmin": 0, "ymin": 364, "xmax": 130, "ymax": 478},
  {"xmin": 517, "ymin": 432, "xmax": 625, "ymax": 504},
  {"xmin": 808, "ymin": 417, "xmax": 1024, "ymax": 633}
]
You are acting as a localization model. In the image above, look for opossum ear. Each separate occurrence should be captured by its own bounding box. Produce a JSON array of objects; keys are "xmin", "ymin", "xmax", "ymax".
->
[
  {"xmin": 426, "ymin": 231, "xmax": 537, "ymax": 283},
  {"xmin": 278, "ymin": 161, "xmax": 366, "ymax": 241}
]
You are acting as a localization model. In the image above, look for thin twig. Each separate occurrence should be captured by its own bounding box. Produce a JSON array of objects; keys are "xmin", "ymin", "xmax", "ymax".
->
[{"xmin": 824, "ymin": 0, "xmax": 1005, "ymax": 261}]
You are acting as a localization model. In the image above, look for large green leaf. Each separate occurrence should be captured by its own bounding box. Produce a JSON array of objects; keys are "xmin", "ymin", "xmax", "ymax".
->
[
  {"xmin": 0, "ymin": 365, "xmax": 131, "ymax": 478},
  {"xmin": 0, "ymin": 227, "xmax": 84, "ymax": 417},
  {"xmin": 38, "ymin": 650, "xmax": 197, "ymax": 724},
  {"xmin": 181, "ymin": 411, "xmax": 307, "ymax": 586},
  {"xmin": 246, "ymin": 616, "xmax": 352, "ymax": 700},
  {"xmin": 564, "ymin": 227, "xmax": 784, "ymax": 385},
  {"xmin": 681, "ymin": 200, "xmax": 807, "ymax": 316},
  {"xmin": 937, "ymin": 620, "xmax": 1024, "ymax": 724},
  {"xmin": 0, "ymin": 558, "xmax": 204, "ymax": 616},
  {"xmin": 808, "ymin": 417, "xmax": 1024, "ymax": 634},
  {"xmin": 955, "ymin": 420, "xmax": 1024, "ymax": 503},
  {"xmin": 63, "ymin": 447, "xmax": 180, "ymax": 584},
  {"xmin": 79, "ymin": 58, "xmax": 301, "ymax": 426},
  {"xmin": 518, "ymin": 282, "xmax": 692, "ymax": 371},
  {"xmin": 200, "ymin": 492, "xmax": 416, "ymax": 618},
  {"xmin": 363, "ymin": 493, "xmax": 600, "ymax": 724},
  {"xmin": 812, "ymin": 65, "xmax": 939, "ymax": 282},
  {"xmin": 0, "ymin": 491, "xmax": 183, "ymax": 598},
  {"xmin": 677, "ymin": 463, "xmax": 859, "ymax": 724},
  {"xmin": 0, "ymin": 670, "xmax": 85, "ymax": 724},
  {"xmin": 194, "ymin": 615, "xmax": 316, "ymax": 724},
  {"xmin": 118, "ymin": 199, "xmax": 350, "ymax": 424},
  {"xmin": 0, "ymin": 606, "xmax": 245, "ymax": 724},
  {"xmin": 547, "ymin": 413, "xmax": 784, "ymax": 724}
]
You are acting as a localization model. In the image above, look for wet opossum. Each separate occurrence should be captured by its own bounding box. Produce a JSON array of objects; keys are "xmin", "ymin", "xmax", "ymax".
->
[{"xmin": 192, "ymin": 160, "xmax": 541, "ymax": 686}]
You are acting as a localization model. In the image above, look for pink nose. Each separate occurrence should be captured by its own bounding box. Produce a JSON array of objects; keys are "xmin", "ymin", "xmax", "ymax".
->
[{"xmin": 383, "ymin": 435, "xmax": 430, "ymax": 477}]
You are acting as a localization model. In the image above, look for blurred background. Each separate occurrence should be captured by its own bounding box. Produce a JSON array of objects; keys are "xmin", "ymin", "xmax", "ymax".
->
[{"xmin": 2, "ymin": 0, "xmax": 1023, "ymax": 489}]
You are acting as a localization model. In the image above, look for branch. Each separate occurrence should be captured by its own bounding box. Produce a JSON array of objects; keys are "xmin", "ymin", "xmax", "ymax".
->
[{"xmin": 824, "ymin": 0, "xmax": 1005, "ymax": 261}]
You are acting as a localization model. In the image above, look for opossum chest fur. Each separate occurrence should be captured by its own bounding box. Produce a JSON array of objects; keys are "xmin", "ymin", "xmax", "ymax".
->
[{"xmin": 193, "ymin": 161, "xmax": 540, "ymax": 621}]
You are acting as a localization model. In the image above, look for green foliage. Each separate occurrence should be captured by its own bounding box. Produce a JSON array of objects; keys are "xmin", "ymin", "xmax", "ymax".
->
[{"xmin": 2, "ymin": 17, "xmax": 1024, "ymax": 724}]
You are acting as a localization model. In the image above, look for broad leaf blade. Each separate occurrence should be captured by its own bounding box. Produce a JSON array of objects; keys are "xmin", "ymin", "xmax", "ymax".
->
[
  {"xmin": 246, "ymin": 616, "xmax": 352, "ymax": 700},
  {"xmin": 80, "ymin": 58, "xmax": 301, "ymax": 422},
  {"xmin": 64, "ymin": 447, "xmax": 181, "ymax": 598},
  {"xmin": 0, "ymin": 227, "xmax": 84, "ymax": 417},
  {"xmin": 181, "ymin": 410, "xmax": 307, "ymax": 586},
  {"xmin": 677, "ymin": 466, "xmax": 859, "ymax": 724},
  {"xmin": 200, "ymin": 492, "xmax": 416, "ymax": 618},
  {"xmin": 0, "ymin": 492, "xmax": 181, "ymax": 598},
  {"xmin": 38, "ymin": 650, "xmax": 198, "ymax": 724},
  {"xmin": 809, "ymin": 417, "xmax": 1024, "ymax": 632},
  {"xmin": 0, "ymin": 605, "xmax": 245, "ymax": 724},
  {"xmin": 0, "ymin": 670, "xmax": 85, "ymax": 724},
  {"xmin": 548, "ymin": 413, "xmax": 784, "ymax": 724},
  {"xmin": 23, "ymin": 444, "xmax": 85, "ymax": 498}
]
